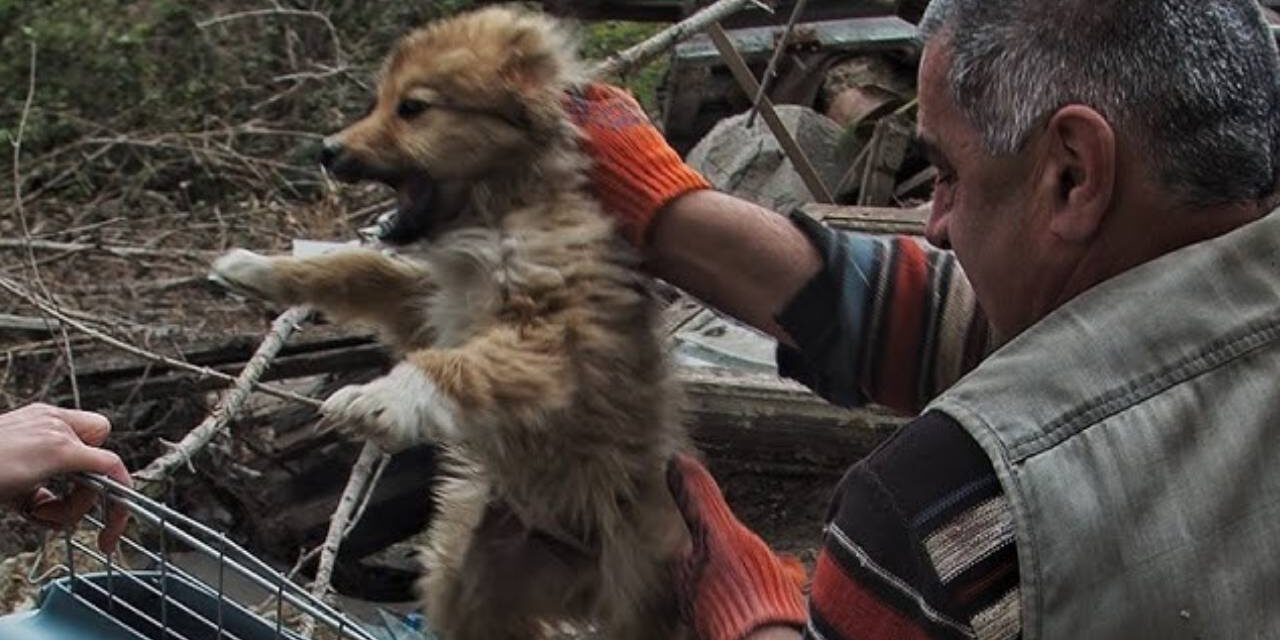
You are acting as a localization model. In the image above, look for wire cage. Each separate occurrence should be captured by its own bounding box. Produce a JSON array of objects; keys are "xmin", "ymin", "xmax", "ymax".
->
[{"xmin": 0, "ymin": 473, "xmax": 412, "ymax": 640}]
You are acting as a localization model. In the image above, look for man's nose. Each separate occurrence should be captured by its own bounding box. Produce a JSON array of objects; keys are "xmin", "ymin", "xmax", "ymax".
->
[{"xmin": 319, "ymin": 137, "xmax": 343, "ymax": 170}]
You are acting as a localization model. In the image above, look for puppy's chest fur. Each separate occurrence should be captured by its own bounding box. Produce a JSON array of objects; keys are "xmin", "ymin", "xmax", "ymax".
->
[{"xmin": 399, "ymin": 228, "xmax": 510, "ymax": 348}]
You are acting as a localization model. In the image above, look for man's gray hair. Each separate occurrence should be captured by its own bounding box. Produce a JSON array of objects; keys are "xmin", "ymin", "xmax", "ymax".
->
[{"xmin": 920, "ymin": 0, "xmax": 1280, "ymax": 206}]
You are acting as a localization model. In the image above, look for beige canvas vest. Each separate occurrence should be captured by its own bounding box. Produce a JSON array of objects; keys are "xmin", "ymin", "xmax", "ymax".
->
[{"xmin": 929, "ymin": 209, "xmax": 1280, "ymax": 638}]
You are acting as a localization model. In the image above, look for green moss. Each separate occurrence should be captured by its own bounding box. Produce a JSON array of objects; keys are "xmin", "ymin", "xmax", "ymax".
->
[{"xmin": 580, "ymin": 20, "xmax": 670, "ymax": 113}]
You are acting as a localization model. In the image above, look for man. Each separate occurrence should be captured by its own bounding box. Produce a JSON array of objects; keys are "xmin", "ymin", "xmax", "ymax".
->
[
  {"xmin": 0, "ymin": 404, "xmax": 131, "ymax": 553},
  {"xmin": 571, "ymin": 0, "xmax": 1280, "ymax": 638}
]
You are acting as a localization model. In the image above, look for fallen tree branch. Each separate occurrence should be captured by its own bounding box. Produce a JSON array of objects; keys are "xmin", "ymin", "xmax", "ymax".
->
[
  {"xmin": 592, "ymin": 0, "xmax": 765, "ymax": 77},
  {"xmin": 135, "ymin": 306, "xmax": 313, "ymax": 489},
  {"xmin": 0, "ymin": 275, "xmax": 320, "ymax": 408},
  {"xmin": 302, "ymin": 442, "xmax": 389, "ymax": 637}
]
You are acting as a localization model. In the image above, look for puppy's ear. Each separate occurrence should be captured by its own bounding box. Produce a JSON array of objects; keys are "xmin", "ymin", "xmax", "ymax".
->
[
  {"xmin": 502, "ymin": 51, "xmax": 557, "ymax": 95},
  {"xmin": 500, "ymin": 17, "xmax": 575, "ymax": 96}
]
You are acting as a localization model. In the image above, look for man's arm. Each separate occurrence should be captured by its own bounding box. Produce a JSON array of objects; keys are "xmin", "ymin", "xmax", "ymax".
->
[
  {"xmin": 570, "ymin": 84, "xmax": 991, "ymax": 414},
  {"xmin": 646, "ymin": 190, "xmax": 821, "ymax": 345}
]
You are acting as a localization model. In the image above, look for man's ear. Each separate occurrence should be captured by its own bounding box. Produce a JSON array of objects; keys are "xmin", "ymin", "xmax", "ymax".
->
[{"xmin": 1040, "ymin": 105, "xmax": 1116, "ymax": 242}]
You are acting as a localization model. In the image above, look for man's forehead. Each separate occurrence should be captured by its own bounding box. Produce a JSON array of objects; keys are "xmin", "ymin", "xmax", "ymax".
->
[{"xmin": 915, "ymin": 41, "xmax": 953, "ymax": 153}]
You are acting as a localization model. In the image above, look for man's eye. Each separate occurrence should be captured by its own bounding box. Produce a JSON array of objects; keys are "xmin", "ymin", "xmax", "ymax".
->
[{"xmin": 397, "ymin": 98, "xmax": 430, "ymax": 119}]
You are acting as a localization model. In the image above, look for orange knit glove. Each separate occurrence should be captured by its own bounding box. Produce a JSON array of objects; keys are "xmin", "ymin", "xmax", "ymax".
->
[
  {"xmin": 565, "ymin": 83, "xmax": 712, "ymax": 246},
  {"xmin": 668, "ymin": 454, "xmax": 808, "ymax": 640}
]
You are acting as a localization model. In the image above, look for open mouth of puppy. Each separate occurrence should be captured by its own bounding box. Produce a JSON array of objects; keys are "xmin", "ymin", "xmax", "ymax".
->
[{"xmin": 377, "ymin": 172, "xmax": 468, "ymax": 246}]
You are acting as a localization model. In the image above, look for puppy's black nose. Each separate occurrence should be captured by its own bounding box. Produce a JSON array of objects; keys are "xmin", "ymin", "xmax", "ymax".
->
[{"xmin": 319, "ymin": 138, "xmax": 344, "ymax": 170}]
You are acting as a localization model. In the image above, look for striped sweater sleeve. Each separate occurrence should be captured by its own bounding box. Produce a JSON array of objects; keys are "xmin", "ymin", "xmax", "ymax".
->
[
  {"xmin": 806, "ymin": 412, "xmax": 1021, "ymax": 640},
  {"xmin": 775, "ymin": 211, "xmax": 992, "ymax": 414}
]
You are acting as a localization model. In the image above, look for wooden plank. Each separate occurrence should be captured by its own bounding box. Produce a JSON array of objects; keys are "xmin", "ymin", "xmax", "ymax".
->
[
  {"xmin": 856, "ymin": 111, "xmax": 914, "ymax": 206},
  {"xmin": 681, "ymin": 366, "xmax": 902, "ymax": 472},
  {"xmin": 45, "ymin": 335, "xmax": 389, "ymax": 406},
  {"xmin": 0, "ymin": 314, "xmax": 60, "ymax": 333},
  {"xmin": 675, "ymin": 16, "xmax": 919, "ymax": 66},
  {"xmin": 802, "ymin": 202, "xmax": 928, "ymax": 235}
]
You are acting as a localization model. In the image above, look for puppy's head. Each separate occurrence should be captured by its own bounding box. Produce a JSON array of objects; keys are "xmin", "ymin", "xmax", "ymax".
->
[{"xmin": 321, "ymin": 6, "xmax": 582, "ymax": 243}]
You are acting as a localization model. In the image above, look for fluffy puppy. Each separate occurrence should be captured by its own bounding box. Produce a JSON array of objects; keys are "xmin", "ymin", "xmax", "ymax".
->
[{"xmin": 212, "ymin": 6, "xmax": 691, "ymax": 639}]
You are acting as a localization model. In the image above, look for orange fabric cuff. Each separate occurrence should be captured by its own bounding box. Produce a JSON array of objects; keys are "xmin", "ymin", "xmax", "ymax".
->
[
  {"xmin": 674, "ymin": 454, "xmax": 807, "ymax": 640},
  {"xmin": 568, "ymin": 84, "xmax": 712, "ymax": 246}
]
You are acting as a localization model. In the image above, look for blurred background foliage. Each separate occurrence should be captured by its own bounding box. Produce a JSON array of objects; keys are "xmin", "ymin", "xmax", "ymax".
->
[{"xmin": 0, "ymin": 1, "xmax": 667, "ymax": 207}]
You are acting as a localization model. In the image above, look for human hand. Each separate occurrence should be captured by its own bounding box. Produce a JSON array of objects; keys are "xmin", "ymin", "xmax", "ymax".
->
[
  {"xmin": 667, "ymin": 453, "xmax": 807, "ymax": 640},
  {"xmin": 0, "ymin": 404, "xmax": 132, "ymax": 554},
  {"xmin": 564, "ymin": 83, "xmax": 711, "ymax": 246}
]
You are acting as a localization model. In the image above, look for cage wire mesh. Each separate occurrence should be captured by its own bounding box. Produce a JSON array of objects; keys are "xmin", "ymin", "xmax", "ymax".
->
[{"xmin": 0, "ymin": 472, "xmax": 419, "ymax": 640}]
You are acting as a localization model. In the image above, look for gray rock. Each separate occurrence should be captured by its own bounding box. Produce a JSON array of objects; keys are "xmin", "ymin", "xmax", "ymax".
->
[{"xmin": 686, "ymin": 105, "xmax": 847, "ymax": 214}]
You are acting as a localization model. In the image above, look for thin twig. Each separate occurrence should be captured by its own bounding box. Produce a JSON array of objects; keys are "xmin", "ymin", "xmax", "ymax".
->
[
  {"xmin": 707, "ymin": 24, "xmax": 835, "ymax": 203},
  {"xmin": 134, "ymin": 306, "xmax": 313, "ymax": 489},
  {"xmin": 7, "ymin": 42, "xmax": 84, "ymax": 410},
  {"xmin": 284, "ymin": 449, "xmax": 390, "ymax": 582},
  {"xmin": 197, "ymin": 8, "xmax": 346, "ymax": 64},
  {"xmin": 0, "ymin": 275, "xmax": 320, "ymax": 408},
  {"xmin": 0, "ymin": 238, "xmax": 217, "ymax": 259},
  {"xmin": 747, "ymin": 0, "xmax": 810, "ymax": 127}
]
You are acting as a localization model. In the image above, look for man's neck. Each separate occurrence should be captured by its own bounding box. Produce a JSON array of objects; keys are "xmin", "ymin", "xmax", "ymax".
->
[{"xmin": 1050, "ymin": 193, "xmax": 1272, "ymax": 316}]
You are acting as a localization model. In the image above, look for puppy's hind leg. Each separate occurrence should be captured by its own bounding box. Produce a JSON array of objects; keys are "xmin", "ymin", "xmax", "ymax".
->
[
  {"xmin": 421, "ymin": 479, "xmax": 593, "ymax": 640},
  {"xmin": 211, "ymin": 248, "xmax": 432, "ymax": 347}
]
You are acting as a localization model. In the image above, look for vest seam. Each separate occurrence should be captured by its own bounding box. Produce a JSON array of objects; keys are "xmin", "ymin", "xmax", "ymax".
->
[
  {"xmin": 935, "ymin": 401, "xmax": 1044, "ymax": 640},
  {"xmin": 1007, "ymin": 315, "xmax": 1280, "ymax": 461}
]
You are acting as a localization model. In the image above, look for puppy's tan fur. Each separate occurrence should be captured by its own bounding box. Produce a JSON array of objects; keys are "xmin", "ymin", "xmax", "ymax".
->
[{"xmin": 213, "ymin": 7, "xmax": 691, "ymax": 639}]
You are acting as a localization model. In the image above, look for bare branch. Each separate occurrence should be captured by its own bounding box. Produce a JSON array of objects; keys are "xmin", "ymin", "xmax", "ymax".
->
[
  {"xmin": 301, "ymin": 442, "xmax": 389, "ymax": 636},
  {"xmin": 747, "ymin": 0, "xmax": 810, "ymax": 127},
  {"xmin": 0, "ymin": 238, "xmax": 218, "ymax": 260},
  {"xmin": 197, "ymin": 8, "xmax": 346, "ymax": 65},
  {"xmin": 0, "ymin": 275, "xmax": 320, "ymax": 408},
  {"xmin": 592, "ymin": 0, "xmax": 765, "ymax": 78},
  {"xmin": 135, "ymin": 306, "xmax": 313, "ymax": 488}
]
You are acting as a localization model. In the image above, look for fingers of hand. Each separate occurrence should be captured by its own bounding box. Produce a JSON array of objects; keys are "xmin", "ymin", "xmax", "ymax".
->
[
  {"xmin": 98, "ymin": 497, "xmax": 130, "ymax": 556},
  {"xmin": 50, "ymin": 437, "xmax": 130, "ymax": 484},
  {"xmin": 28, "ymin": 479, "xmax": 130, "ymax": 555},
  {"xmin": 8, "ymin": 403, "xmax": 111, "ymax": 447},
  {"xmin": 29, "ymin": 480, "xmax": 99, "ymax": 529}
]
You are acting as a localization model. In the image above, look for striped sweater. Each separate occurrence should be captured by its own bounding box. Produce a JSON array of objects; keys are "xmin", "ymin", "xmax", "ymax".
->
[{"xmin": 775, "ymin": 212, "xmax": 1020, "ymax": 640}]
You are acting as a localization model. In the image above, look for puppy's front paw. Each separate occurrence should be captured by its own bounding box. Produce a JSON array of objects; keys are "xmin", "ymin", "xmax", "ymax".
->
[
  {"xmin": 320, "ymin": 363, "xmax": 461, "ymax": 452},
  {"xmin": 210, "ymin": 249, "xmax": 284, "ymax": 301}
]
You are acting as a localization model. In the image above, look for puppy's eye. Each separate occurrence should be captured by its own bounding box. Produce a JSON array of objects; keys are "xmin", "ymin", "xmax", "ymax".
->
[{"xmin": 397, "ymin": 98, "xmax": 430, "ymax": 119}]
